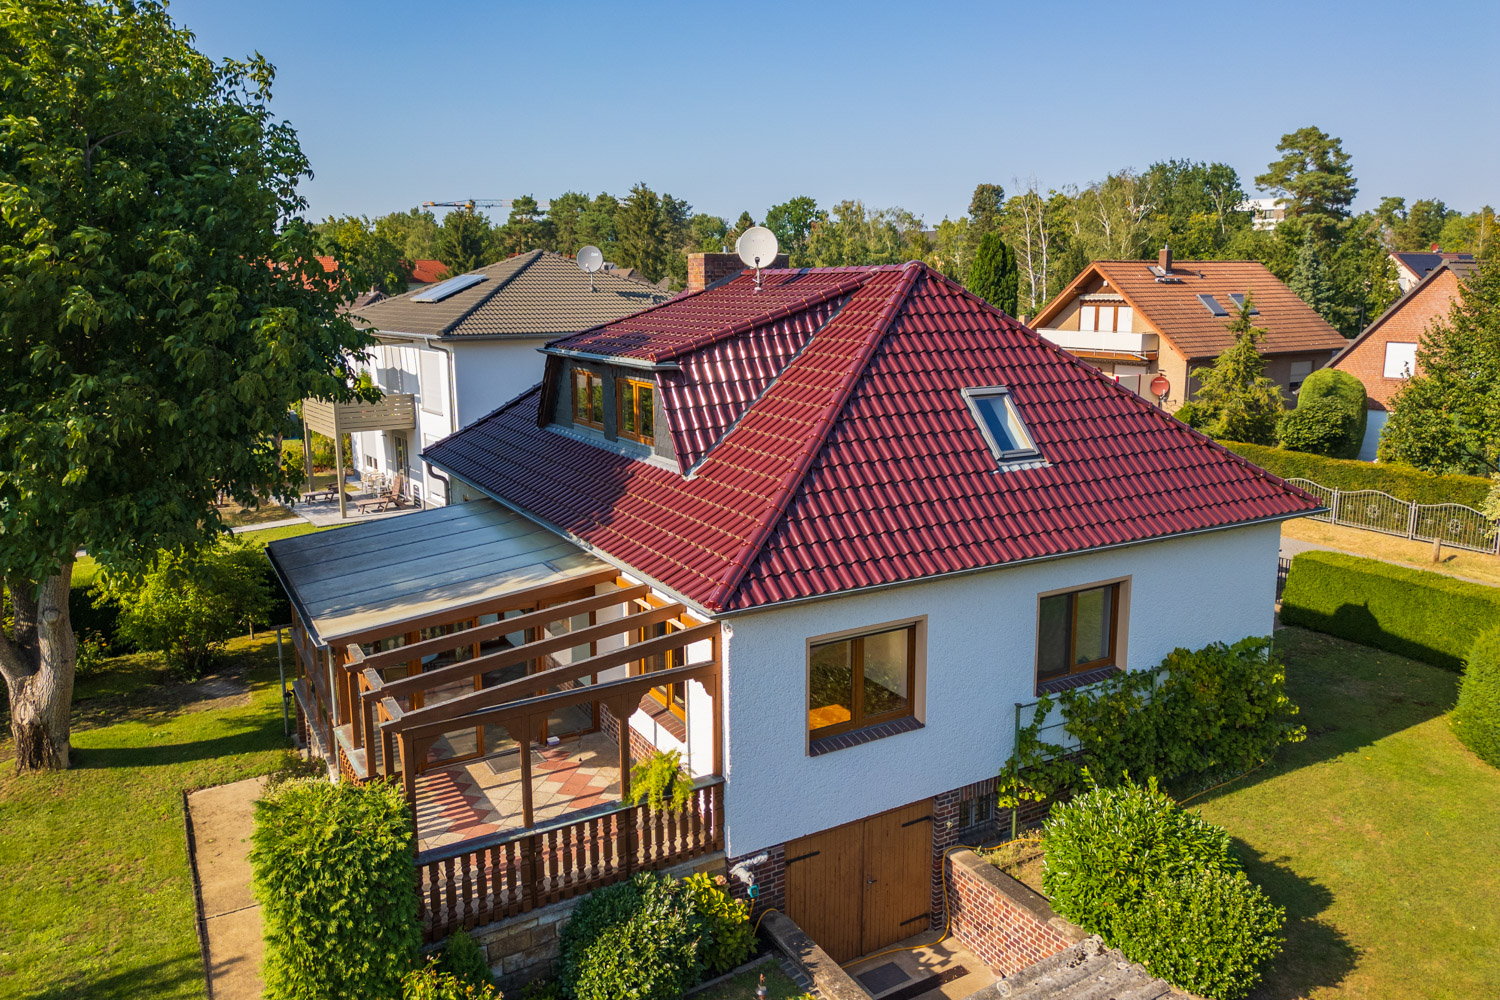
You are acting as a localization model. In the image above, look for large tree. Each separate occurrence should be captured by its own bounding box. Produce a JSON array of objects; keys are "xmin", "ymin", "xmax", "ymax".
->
[
  {"xmin": 967, "ymin": 232, "xmax": 1019, "ymax": 316},
  {"xmin": 1288, "ymin": 229, "xmax": 1336, "ymax": 323},
  {"xmin": 616, "ymin": 182, "xmax": 670, "ymax": 282},
  {"xmin": 1380, "ymin": 256, "xmax": 1500, "ymax": 475},
  {"xmin": 0, "ymin": 0, "xmax": 373, "ymax": 770},
  {"xmin": 316, "ymin": 215, "xmax": 409, "ymax": 294},
  {"xmin": 435, "ymin": 208, "xmax": 495, "ymax": 275},
  {"xmin": 764, "ymin": 196, "xmax": 821, "ymax": 266},
  {"xmin": 1186, "ymin": 296, "xmax": 1285, "ymax": 445},
  {"xmin": 493, "ymin": 195, "xmax": 554, "ymax": 259},
  {"xmin": 1255, "ymin": 126, "xmax": 1357, "ymax": 233}
]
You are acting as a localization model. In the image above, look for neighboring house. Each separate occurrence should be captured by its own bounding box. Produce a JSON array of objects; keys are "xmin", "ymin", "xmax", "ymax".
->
[
  {"xmin": 1029, "ymin": 249, "xmax": 1348, "ymax": 409},
  {"xmin": 1240, "ymin": 197, "xmax": 1287, "ymax": 231},
  {"xmin": 407, "ymin": 258, "xmax": 448, "ymax": 286},
  {"xmin": 1390, "ymin": 250, "xmax": 1474, "ymax": 293},
  {"xmin": 344, "ymin": 250, "xmax": 673, "ymax": 505},
  {"xmin": 266, "ymin": 257, "xmax": 1323, "ymax": 966},
  {"xmin": 1331, "ymin": 258, "xmax": 1476, "ymax": 460}
]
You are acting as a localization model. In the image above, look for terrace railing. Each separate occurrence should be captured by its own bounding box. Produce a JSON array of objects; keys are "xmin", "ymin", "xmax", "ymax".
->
[{"xmin": 1286, "ymin": 478, "xmax": 1498, "ymax": 554}]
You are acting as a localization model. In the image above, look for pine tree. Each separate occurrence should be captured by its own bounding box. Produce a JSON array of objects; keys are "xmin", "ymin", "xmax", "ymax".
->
[
  {"xmin": 1288, "ymin": 229, "xmax": 1336, "ymax": 322},
  {"xmin": 436, "ymin": 209, "xmax": 493, "ymax": 275},
  {"xmin": 967, "ymin": 232, "xmax": 1019, "ymax": 316},
  {"xmin": 616, "ymin": 182, "xmax": 670, "ymax": 282},
  {"xmin": 1189, "ymin": 295, "xmax": 1286, "ymax": 445}
]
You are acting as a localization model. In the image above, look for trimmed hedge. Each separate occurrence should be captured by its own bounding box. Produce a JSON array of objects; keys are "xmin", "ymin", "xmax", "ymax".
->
[
  {"xmin": 1223, "ymin": 440, "xmax": 1493, "ymax": 508},
  {"xmin": 251, "ymin": 779, "xmax": 419, "ymax": 1000},
  {"xmin": 1277, "ymin": 368, "xmax": 1367, "ymax": 459},
  {"xmin": 1453, "ymin": 628, "xmax": 1500, "ymax": 767},
  {"xmin": 1279, "ymin": 551, "xmax": 1500, "ymax": 670}
]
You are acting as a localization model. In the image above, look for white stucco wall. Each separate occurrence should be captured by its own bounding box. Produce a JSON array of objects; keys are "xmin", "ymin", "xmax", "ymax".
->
[
  {"xmin": 451, "ymin": 339, "xmax": 550, "ymax": 428},
  {"xmin": 717, "ymin": 520, "xmax": 1283, "ymax": 856}
]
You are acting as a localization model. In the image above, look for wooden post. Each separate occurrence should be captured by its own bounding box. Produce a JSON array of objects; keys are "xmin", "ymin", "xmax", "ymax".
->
[
  {"xmin": 399, "ymin": 733, "xmax": 418, "ymax": 840},
  {"xmin": 1433, "ymin": 536, "xmax": 1443, "ymax": 563},
  {"xmin": 334, "ymin": 418, "xmax": 347, "ymax": 520},
  {"xmin": 382, "ymin": 726, "xmax": 396, "ymax": 780},
  {"xmin": 518, "ymin": 714, "xmax": 535, "ymax": 829},
  {"xmin": 301, "ymin": 412, "xmax": 314, "ymax": 499},
  {"xmin": 610, "ymin": 696, "xmax": 636, "ymax": 874}
]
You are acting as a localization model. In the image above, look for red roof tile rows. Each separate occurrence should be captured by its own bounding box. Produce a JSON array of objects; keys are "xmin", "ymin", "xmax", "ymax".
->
[{"xmin": 427, "ymin": 262, "xmax": 1318, "ymax": 613}]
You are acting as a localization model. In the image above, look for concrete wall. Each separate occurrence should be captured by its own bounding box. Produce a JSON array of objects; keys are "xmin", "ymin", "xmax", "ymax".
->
[
  {"xmin": 452, "ymin": 338, "xmax": 550, "ymax": 428},
  {"xmin": 717, "ymin": 521, "xmax": 1281, "ymax": 857}
]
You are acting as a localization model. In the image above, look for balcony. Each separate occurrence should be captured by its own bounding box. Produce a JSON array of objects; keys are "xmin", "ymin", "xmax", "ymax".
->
[
  {"xmin": 1036, "ymin": 328, "xmax": 1159, "ymax": 360},
  {"xmin": 301, "ymin": 393, "xmax": 416, "ymax": 437}
]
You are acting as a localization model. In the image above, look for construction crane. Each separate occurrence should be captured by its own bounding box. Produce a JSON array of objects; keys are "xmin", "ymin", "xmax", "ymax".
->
[{"xmin": 422, "ymin": 199, "xmax": 551, "ymax": 213}]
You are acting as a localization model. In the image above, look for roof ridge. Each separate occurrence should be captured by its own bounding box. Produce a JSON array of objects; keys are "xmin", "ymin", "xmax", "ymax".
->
[
  {"xmin": 704, "ymin": 261, "xmax": 924, "ymax": 610},
  {"xmin": 653, "ymin": 272, "xmax": 872, "ymax": 362},
  {"xmin": 1335, "ymin": 258, "xmax": 1461, "ymax": 360},
  {"xmin": 439, "ymin": 250, "xmax": 543, "ymax": 334}
]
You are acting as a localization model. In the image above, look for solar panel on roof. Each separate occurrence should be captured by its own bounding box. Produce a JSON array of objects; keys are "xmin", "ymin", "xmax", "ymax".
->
[
  {"xmin": 1226, "ymin": 293, "xmax": 1259, "ymax": 315},
  {"xmin": 1196, "ymin": 293, "xmax": 1228, "ymax": 317},
  {"xmin": 411, "ymin": 273, "xmax": 487, "ymax": 303}
]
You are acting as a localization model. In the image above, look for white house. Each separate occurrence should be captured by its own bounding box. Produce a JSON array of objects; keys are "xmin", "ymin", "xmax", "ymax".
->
[
  {"xmin": 345, "ymin": 250, "xmax": 672, "ymax": 504},
  {"xmin": 268, "ymin": 258, "xmax": 1319, "ymax": 965}
]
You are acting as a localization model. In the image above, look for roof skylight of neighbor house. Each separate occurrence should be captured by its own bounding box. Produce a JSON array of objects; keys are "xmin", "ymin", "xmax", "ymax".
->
[
  {"xmin": 962, "ymin": 386, "xmax": 1041, "ymax": 464},
  {"xmin": 410, "ymin": 272, "xmax": 487, "ymax": 303},
  {"xmin": 1226, "ymin": 292, "xmax": 1259, "ymax": 314},
  {"xmin": 1196, "ymin": 293, "xmax": 1229, "ymax": 317}
]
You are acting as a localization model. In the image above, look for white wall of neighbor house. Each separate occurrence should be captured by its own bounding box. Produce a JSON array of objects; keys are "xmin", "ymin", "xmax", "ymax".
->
[
  {"xmin": 348, "ymin": 341, "xmax": 456, "ymax": 503},
  {"xmin": 716, "ymin": 520, "xmax": 1283, "ymax": 857},
  {"xmin": 451, "ymin": 339, "xmax": 552, "ymax": 428}
]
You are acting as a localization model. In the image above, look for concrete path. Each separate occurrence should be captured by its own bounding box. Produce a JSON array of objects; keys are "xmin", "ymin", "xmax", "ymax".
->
[{"xmin": 188, "ymin": 776, "xmax": 268, "ymax": 1000}]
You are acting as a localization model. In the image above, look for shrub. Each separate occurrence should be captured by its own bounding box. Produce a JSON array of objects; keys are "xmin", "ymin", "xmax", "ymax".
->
[
  {"xmin": 629, "ymin": 749, "xmax": 695, "ymax": 813},
  {"xmin": 1221, "ymin": 440, "xmax": 1492, "ymax": 508},
  {"xmin": 435, "ymin": 930, "xmax": 493, "ymax": 989},
  {"xmin": 1280, "ymin": 551, "xmax": 1500, "ymax": 670},
  {"xmin": 403, "ymin": 960, "xmax": 503, "ymax": 1000},
  {"xmin": 560, "ymin": 873, "xmax": 701, "ymax": 1000},
  {"xmin": 251, "ymin": 779, "xmax": 419, "ymax": 1000},
  {"xmin": 282, "ymin": 438, "xmax": 306, "ymax": 482},
  {"xmin": 1041, "ymin": 777, "xmax": 1237, "ymax": 934},
  {"xmin": 1111, "ymin": 869, "xmax": 1285, "ymax": 1000},
  {"xmin": 1278, "ymin": 368, "xmax": 1367, "ymax": 459},
  {"xmin": 682, "ymin": 873, "xmax": 754, "ymax": 975},
  {"xmin": 1170, "ymin": 401, "xmax": 1204, "ymax": 429},
  {"xmin": 110, "ymin": 543, "xmax": 275, "ymax": 677},
  {"xmin": 1453, "ymin": 628, "xmax": 1500, "ymax": 767}
]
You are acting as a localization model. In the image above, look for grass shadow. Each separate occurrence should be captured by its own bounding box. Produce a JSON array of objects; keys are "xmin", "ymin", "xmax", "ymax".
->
[
  {"xmin": 1232, "ymin": 839, "xmax": 1358, "ymax": 1000},
  {"xmin": 21, "ymin": 954, "xmax": 205, "ymax": 1000}
]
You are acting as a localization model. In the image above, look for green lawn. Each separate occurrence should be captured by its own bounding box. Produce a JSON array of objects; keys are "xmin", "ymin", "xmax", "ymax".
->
[
  {"xmin": 695, "ymin": 961, "xmax": 806, "ymax": 1000},
  {"xmin": 1189, "ymin": 627, "xmax": 1500, "ymax": 1000},
  {"xmin": 0, "ymin": 636, "xmax": 295, "ymax": 1000}
]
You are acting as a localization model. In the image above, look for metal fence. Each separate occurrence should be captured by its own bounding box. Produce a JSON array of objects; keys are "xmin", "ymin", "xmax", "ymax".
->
[{"xmin": 1285, "ymin": 478, "xmax": 1499, "ymax": 554}]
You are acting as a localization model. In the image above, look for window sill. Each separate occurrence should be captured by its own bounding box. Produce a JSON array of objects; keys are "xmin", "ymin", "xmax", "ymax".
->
[
  {"xmin": 809, "ymin": 716, "xmax": 923, "ymax": 757},
  {"xmin": 636, "ymin": 694, "xmax": 686, "ymax": 742},
  {"xmin": 1035, "ymin": 665, "xmax": 1122, "ymax": 697}
]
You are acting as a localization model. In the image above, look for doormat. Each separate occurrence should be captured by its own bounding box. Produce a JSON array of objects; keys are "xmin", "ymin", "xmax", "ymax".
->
[
  {"xmin": 870, "ymin": 965, "xmax": 969, "ymax": 1000},
  {"xmin": 856, "ymin": 963, "xmax": 910, "ymax": 995}
]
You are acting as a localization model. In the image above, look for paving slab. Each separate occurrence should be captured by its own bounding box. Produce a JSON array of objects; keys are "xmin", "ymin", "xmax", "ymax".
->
[{"xmin": 189, "ymin": 775, "xmax": 268, "ymax": 1000}]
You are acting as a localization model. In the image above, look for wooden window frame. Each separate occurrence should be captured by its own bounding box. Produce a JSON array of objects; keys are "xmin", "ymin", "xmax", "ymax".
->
[
  {"xmin": 572, "ymin": 368, "xmax": 604, "ymax": 430},
  {"xmin": 616, "ymin": 377, "xmax": 656, "ymax": 446},
  {"xmin": 1035, "ymin": 581, "xmax": 1123, "ymax": 686},
  {"xmin": 808, "ymin": 624, "xmax": 918, "ymax": 739},
  {"xmin": 639, "ymin": 621, "xmax": 685, "ymax": 721}
]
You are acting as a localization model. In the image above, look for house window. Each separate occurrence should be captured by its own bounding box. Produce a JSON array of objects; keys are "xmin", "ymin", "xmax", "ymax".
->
[
  {"xmin": 808, "ymin": 624, "xmax": 916, "ymax": 738},
  {"xmin": 961, "ymin": 386, "xmax": 1041, "ymax": 463},
  {"xmin": 1288, "ymin": 360, "xmax": 1313, "ymax": 393},
  {"xmin": 572, "ymin": 368, "xmax": 604, "ymax": 429},
  {"xmin": 640, "ymin": 620, "xmax": 685, "ymax": 721},
  {"xmin": 617, "ymin": 378, "xmax": 655, "ymax": 446},
  {"xmin": 1383, "ymin": 342, "xmax": 1418, "ymax": 379},
  {"xmin": 1037, "ymin": 582, "xmax": 1122, "ymax": 687},
  {"xmin": 419, "ymin": 351, "xmax": 444, "ymax": 415}
]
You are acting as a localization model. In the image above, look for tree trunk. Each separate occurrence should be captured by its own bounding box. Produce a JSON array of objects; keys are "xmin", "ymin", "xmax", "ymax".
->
[{"xmin": 1, "ymin": 566, "xmax": 77, "ymax": 771}]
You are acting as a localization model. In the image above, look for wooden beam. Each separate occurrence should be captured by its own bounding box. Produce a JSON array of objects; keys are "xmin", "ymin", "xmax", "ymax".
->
[
  {"xmin": 322, "ymin": 567, "xmax": 624, "ymax": 647},
  {"xmin": 361, "ymin": 584, "xmax": 649, "ymax": 672},
  {"xmin": 392, "ymin": 620, "xmax": 716, "ymax": 732},
  {"xmin": 518, "ymin": 714, "xmax": 534, "ymax": 828}
]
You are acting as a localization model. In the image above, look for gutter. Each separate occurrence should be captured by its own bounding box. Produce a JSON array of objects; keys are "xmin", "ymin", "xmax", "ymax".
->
[
  {"xmin": 540, "ymin": 346, "xmax": 680, "ymax": 371},
  {"xmin": 263, "ymin": 544, "xmax": 326, "ymax": 650}
]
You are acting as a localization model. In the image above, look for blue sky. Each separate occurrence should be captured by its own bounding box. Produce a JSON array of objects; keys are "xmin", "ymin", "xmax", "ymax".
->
[{"xmin": 170, "ymin": 0, "xmax": 1500, "ymax": 227}]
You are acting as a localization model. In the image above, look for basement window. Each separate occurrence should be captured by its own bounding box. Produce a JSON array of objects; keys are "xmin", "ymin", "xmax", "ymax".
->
[{"xmin": 962, "ymin": 387, "xmax": 1041, "ymax": 463}]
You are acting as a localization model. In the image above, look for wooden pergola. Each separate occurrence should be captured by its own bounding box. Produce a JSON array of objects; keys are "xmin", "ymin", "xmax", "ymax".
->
[{"xmin": 300, "ymin": 393, "xmax": 416, "ymax": 517}]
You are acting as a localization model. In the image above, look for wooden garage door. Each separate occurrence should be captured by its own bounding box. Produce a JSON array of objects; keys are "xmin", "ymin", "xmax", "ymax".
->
[{"xmin": 783, "ymin": 799, "xmax": 933, "ymax": 962}]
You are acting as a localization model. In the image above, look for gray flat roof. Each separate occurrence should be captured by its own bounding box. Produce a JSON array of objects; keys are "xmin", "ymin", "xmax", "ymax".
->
[{"xmin": 266, "ymin": 500, "xmax": 608, "ymax": 647}]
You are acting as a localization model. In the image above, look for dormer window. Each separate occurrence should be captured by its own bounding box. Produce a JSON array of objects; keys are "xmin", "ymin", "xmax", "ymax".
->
[
  {"xmin": 963, "ymin": 386, "xmax": 1040, "ymax": 463},
  {"xmin": 617, "ymin": 377, "xmax": 656, "ymax": 446},
  {"xmin": 572, "ymin": 369, "xmax": 604, "ymax": 429}
]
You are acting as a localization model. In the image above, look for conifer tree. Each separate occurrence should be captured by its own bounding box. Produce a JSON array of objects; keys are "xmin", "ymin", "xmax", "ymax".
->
[
  {"xmin": 1288, "ymin": 229, "xmax": 1336, "ymax": 323},
  {"xmin": 1189, "ymin": 295, "xmax": 1285, "ymax": 445},
  {"xmin": 967, "ymin": 231, "xmax": 1019, "ymax": 316}
]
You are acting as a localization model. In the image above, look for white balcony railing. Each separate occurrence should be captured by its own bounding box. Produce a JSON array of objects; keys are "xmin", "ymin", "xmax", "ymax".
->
[{"xmin": 1036, "ymin": 328, "xmax": 1159, "ymax": 356}]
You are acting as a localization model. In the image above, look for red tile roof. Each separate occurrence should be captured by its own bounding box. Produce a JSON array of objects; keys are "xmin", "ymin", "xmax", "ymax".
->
[
  {"xmin": 407, "ymin": 259, "xmax": 448, "ymax": 284},
  {"xmin": 426, "ymin": 263, "xmax": 1319, "ymax": 613}
]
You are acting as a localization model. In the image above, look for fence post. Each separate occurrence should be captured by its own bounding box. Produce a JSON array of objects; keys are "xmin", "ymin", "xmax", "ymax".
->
[
  {"xmin": 1010, "ymin": 702, "xmax": 1022, "ymax": 841},
  {"xmin": 1407, "ymin": 502, "xmax": 1419, "ymax": 541},
  {"xmin": 1328, "ymin": 488, "xmax": 1341, "ymax": 525}
]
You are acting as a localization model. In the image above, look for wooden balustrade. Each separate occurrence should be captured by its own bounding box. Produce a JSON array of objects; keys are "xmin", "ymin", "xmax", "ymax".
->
[{"xmin": 415, "ymin": 777, "xmax": 724, "ymax": 942}]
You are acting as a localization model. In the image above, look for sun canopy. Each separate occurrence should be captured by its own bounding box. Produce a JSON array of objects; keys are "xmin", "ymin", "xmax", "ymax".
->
[{"xmin": 266, "ymin": 500, "xmax": 608, "ymax": 648}]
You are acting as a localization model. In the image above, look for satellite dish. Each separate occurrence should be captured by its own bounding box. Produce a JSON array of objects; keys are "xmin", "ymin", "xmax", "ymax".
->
[
  {"xmin": 577, "ymin": 246, "xmax": 604, "ymax": 273},
  {"xmin": 735, "ymin": 226, "xmax": 779, "ymax": 290}
]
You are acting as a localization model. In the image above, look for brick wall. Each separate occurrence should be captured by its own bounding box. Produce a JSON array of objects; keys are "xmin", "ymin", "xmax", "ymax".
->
[
  {"xmin": 1332, "ymin": 269, "xmax": 1460, "ymax": 409},
  {"xmin": 944, "ymin": 849, "xmax": 1085, "ymax": 976},
  {"xmin": 725, "ymin": 842, "xmax": 786, "ymax": 918},
  {"xmin": 598, "ymin": 703, "xmax": 655, "ymax": 765},
  {"xmin": 687, "ymin": 252, "xmax": 790, "ymax": 293}
]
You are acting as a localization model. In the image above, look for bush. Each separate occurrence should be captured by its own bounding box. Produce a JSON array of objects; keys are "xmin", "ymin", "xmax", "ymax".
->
[
  {"xmin": 1221, "ymin": 441, "xmax": 1492, "ymax": 508},
  {"xmin": 1279, "ymin": 368, "xmax": 1367, "ymax": 459},
  {"xmin": 1041, "ymin": 778, "xmax": 1237, "ymax": 934},
  {"xmin": 282, "ymin": 438, "xmax": 306, "ymax": 482},
  {"xmin": 1111, "ymin": 870, "xmax": 1285, "ymax": 1000},
  {"xmin": 557, "ymin": 871, "xmax": 751, "ymax": 1000},
  {"xmin": 629, "ymin": 749, "xmax": 695, "ymax": 813},
  {"xmin": 1042, "ymin": 779, "xmax": 1283, "ymax": 1000},
  {"xmin": 1280, "ymin": 551, "xmax": 1500, "ymax": 670},
  {"xmin": 1171, "ymin": 401, "xmax": 1204, "ymax": 429},
  {"xmin": 403, "ymin": 960, "xmax": 503, "ymax": 1000},
  {"xmin": 110, "ymin": 543, "xmax": 275, "ymax": 677},
  {"xmin": 251, "ymin": 779, "xmax": 419, "ymax": 1000},
  {"xmin": 1453, "ymin": 628, "xmax": 1500, "ymax": 767},
  {"xmin": 435, "ymin": 930, "xmax": 493, "ymax": 989}
]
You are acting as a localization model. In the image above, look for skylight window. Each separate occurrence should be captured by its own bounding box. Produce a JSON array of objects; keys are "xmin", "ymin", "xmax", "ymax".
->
[
  {"xmin": 1226, "ymin": 293, "xmax": 1259, "ymax": 314},
  {"xmin": 1196, "ymin": 293, "xmax": 1228, "ymax": 317},
  {"xmin": 962, "ymin": 387, "xmax": 1041, "ymax": 463},
  {"xmin": 411, "ymin": 273, "xmax": 487, "ymax": 303}
]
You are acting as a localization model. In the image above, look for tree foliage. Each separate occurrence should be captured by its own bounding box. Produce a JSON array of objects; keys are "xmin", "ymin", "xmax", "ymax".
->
[
  {"xmin": 435, "ymin": 208, "xmax": 496, "ymax": 276},
  {"xmin": 0, "ymin": 0, "xmax": 373, "ymax": 769},
  {"xmin": 316, "ymin": 214, "xmax": 409, "ymax": 293},
  {"xmin": 1288, "ymin": 229, "xmax": 1335, "ymax": 322},
  {"xmin": 1187, "ymin": 297, "xmax": 1285, "ymax": 444},
  {"xmin": 1275, "ymin": 367, "xmax": 1366, "ymax": 458},
  {"xmin": 1254, "ymin": 125, "xmax": 1357, "ymax": 232},
  {"xmin": 967, "ymin": 231, "xmax": 1018, "ymax": 315},
  {"xmin": 764, "ymin": 195, "xmax": 822, "ymax": 266}
]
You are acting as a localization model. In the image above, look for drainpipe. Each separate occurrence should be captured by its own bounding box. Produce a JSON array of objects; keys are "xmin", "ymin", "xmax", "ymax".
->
[{"xmin": 425, "ymin": 339, "xmax": 461, "ymax": 506}]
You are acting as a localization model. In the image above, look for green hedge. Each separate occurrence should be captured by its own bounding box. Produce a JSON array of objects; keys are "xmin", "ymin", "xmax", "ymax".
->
[
  {"xmin": 1453, "ymin": 628, "xmax": 1500, "ymax": 767},
  {"xmin": 1280, "ymin": 551, "xmax": 1500, "ymax": 670},
  {"xmin": 1222, "ymin": 441, "xmax": 1493, "ymax": 508}
]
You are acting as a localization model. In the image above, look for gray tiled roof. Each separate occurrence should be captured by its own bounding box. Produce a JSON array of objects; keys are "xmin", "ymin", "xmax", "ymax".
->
[{"xmin": 353, "ymin": 250, "xmax": 674, "ymax": 339}]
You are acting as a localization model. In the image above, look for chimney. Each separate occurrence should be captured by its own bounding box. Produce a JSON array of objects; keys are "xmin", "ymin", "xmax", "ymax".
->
[
  {"xmin": 1158, "ymin": 245, "xmax": 1173, "ymax": 274},
  {"xmin": 687, "ymin": 251, "xmax": 790, "ymax": 293}
]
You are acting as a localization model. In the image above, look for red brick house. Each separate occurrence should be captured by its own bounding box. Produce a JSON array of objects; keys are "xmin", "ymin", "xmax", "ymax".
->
[{"xmin": 1331, "ymin": 258, "xmax": 1476, "ymax": 460}]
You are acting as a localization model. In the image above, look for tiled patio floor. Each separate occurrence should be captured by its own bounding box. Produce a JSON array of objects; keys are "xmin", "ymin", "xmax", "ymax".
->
[{"xmin": 415, "ymin": 731, "xmax": 623, "ymax": 852}]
